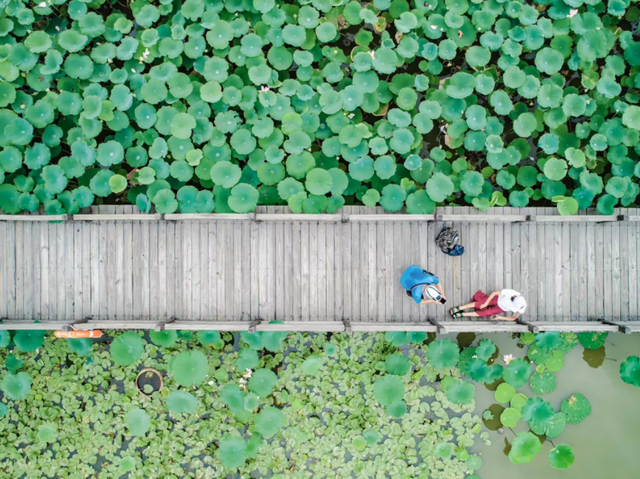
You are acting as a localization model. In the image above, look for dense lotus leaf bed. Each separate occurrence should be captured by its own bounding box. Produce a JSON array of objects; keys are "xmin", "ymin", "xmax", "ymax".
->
[
  {"xmin": 0, "ymin": 331, "xmax": 487, "ymax": 478},
  {"xmin": 0, "ymin": 0, "xmax": 639, "ymax": 215}
]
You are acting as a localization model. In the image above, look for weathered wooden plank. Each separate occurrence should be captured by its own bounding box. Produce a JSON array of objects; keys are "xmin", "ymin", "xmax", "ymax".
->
[
  {"xmin": 334, "ymin": 219, "xmax": 344, "ymax": 320},
  {"xmin": 256, "ymin": 213, "xmax": 341, "ymax": 222},
  {"xmin": 561, "ymin": 221, "xmax": 571, "ymax": 320},
  {"xmin": 534, "ymin": 215, "xmax": 619, "ymax": 222},
  {"xmin": 166, "ymin": 220, "xmax": 176, "ymax": 320},
  {"xmin": 216, "ymin": 221, "xmax": 227, "ymax": 320},
  {"xmin": 478, "ymin": 209, "xmax": 488, "ymax": 317},
  {"xmin": 595, "ymin": 218, "xmax": 605, "ymax": 318},
  {"xmin": 359, "ymin": 209, "xmax": 370, "ymax": 322},
  {"xmin": 65, "ymin": 218, "xmax": 75, "ymax": 320},
  {"xmin": 182, "ymin": 221, "xmax": 193, "ymax": 320},
  {"xmin": 71, "ymin": 221, "xmax": 83, "ymax": 321},
  {"xmin": 426, "ymin": 212, "xmax": 439, "ymax": 320},
  {"xmin": 534, "ymin": 322, "xmax": 618, "ymax": 333},
  {"xmin": 309, "ymin": 219, "xmax": 318, "ymax": 321},
  {"xmin": 349, "ymin": 214, "xmax": 435, "ymax": 222},
  {"xmin": 131, "ymin": 209, "xmax": 143, "ymax": 320},
  {"xmin": 318, "ymin": 216, "xmax": 328, "ymax": 321},
  {"xmin": 0, "ymin": 222, "xmax": 5, "ymax": 319},
  {"xmin": 121, "ymin": 207, "xmax": 133, "ymax": 320},
  {"xmin": 493, "ymin": 209, "xmax": 504, "ymax": 313},
  {"xmin": 519, "ymin": 209, "xmax": 532, "ymax": 320},
  {"xmin": 275, "ymin": 206, "xmax": 285, "ymax": 320},
  {"xmin": 24, "ymin": 222, "xmax": 35, "ymax": 320},
  {"xmin": 73, "ymin": 214, "xmax": 161, "ymax": 221},
  {"xmin": 326, "ymin": 221, "xmax": 336, "ymax": 321},
  {"xmin": 351, "ymin": 322, "xmax": 439, "ymax": 332},
  {"xmin": 577, "ymin": 216, "xmax": 588, "ymax": 320},
  {"xmin": 351, "ymin": 207, "xmax": 361, "ymax": 321},
  {"xmin": 545, "ymin": 208, "xmax": 557, "ymax": 321},
  {"xmin": 113, "ymin": 208, "xmax": 124, "ymax": 320},
  {"xmin": 0, "ymin": 215, "xmax": 68, "ymax": 222},
  {"xmin": 164, "ymin": 213, "xmax": 252, "ymax": 221},
  {"xmin": 620, "ymin": 217, "xmax": 629, "ymax": 321},
  {"xmin": 292, "ymin": 220, "xmax": 302, "ymax": 321},
  {"xmin": 438, "ymin": 322, "xmax": 529, "ymax": 333},
  {"xmin": 408, "ymin": 220, "xmax": 420, "ymax": 322},
  {"xmin": 603, "ymin": 221, "xmax": 613, "ymax": 319},
  {"xmin": 89, "ymin": 208, "xmax": 99, "ymax": 319},
  {"xmin": 14, "ymin": 221, "xmax": 24, "ymax": 320},
  {"xmin": 250, "ymin": 220, "xmax": 260, "ymax": 320},
  {"xmin": 436, "ymin": 214, "xmax": 528, "ymax": 222},
  {"xmin": 611, "ymin": 215, "xmax": 621, "ymax": 320},
  {"xmin": 629, "ymin": 210, "xmax": 638, "ymax": 320},
  {"xmin": 39, "ymin": 219, "xmax": 50, "ymax": 320},
  {"xmin": 368, "ymin": 209, "xmax": 378, "ymax": 322},
  {"xmin": 511, "ymin": 209, "xmax": 522, "ymax": 306},
  {"xmin": 56, "ymin": 216, "xmax": 67, "ymax": 320},
  {"xmin": 300, "ymin": 219, "xmax": 310, "ymax": 321},
  {"xmin": 232, "ymin": 218, "xmax": 243, "ymax": 320},
  {"xmin": 385, "ymin": 216, "xmax": 395, "ymax": 321},
  {"xmin": 208, "ymin": 222, "xmax": 218, "ymax": 320},
  {"xmin": 400, "ymin": 219, "xmax": 411, "ymax": 322},
  {"xmin": 140, "ymin": 209, "xmax": 151, "ymax": 320},
  {"xmin": 157, "ymin": 215, "xmax": 167, "ymax": 320},
  {"xmin": 225, "ymin": 218, "xmax": 235, "ymax": 321},
  {"xmin": 586, "ymin": 222, "xmax": 596, "ymax": 319},
  {"xmin": 241, "ymin": 219, "xmax": 251, "ymax": 320},
  {"xmin": 148, "ymin": 216, "xmax": 160, "ymax": 320}
]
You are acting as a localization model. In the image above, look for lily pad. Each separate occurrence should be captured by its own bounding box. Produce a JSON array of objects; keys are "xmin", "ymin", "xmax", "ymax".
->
[
  {"xmin": 218, "ymin": 435, "xmax": 247, "ymax": 469},
  {"xmin": 560, "ymin": 393, "xmax": 591, "ymax": 425},
  {"xmin": 508, "ymin": 432, "xmax": 542, "ymax": 465},
  {"xmin": 549, "ymin": 445, "xmax": 575, "ymax": 469},
  {"xmin": 620, "ymin": 356, "xmax": 640, "ymax": 387},
  {"xmin": 529, "ymin": 370, "xmax": 557, "ymax": 395},
  {"xmin": 125, "ymin": 408, "xmax": 150, "ymax": 436},
  {"xmin": 254, "ymin": 407, "xmax": 285, "ymax": 438},
  {"xmin": 374, "ymin": 375, "xmax": 405, "ymax": 407},
  {"xmin": 426, "ymin": 338, "xmax": 460, "ymax": 370},
  {"xmin": 248, "ymin": 369, "xmax": 278, "ymax": 396},
  {"xmin": 384, "ymin": 354, "xmax": 411, "ymax": 376},
  {"xmin": 170, "ymin": 350, "xmax": 209, "ymax": 387},
  {"xmin": 167, "ymin": 391, "xmax": 198, "ymax": 414},
  {"xmin": 503, "ymin": 358, "xmax": 533, "ymax": 388},
  {"xmin": 110, "ymin": 332, "xmax": 145, "ymax": 366}
]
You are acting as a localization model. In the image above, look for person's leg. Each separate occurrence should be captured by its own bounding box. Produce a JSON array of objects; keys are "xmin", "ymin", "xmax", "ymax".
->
[
  {"xmin": 461, "ymin": 311, "xmax": 480, "ymax": 317},
  {"xmin": 458, "ymin": 302, "xmax": 475, "ymax": 310}
]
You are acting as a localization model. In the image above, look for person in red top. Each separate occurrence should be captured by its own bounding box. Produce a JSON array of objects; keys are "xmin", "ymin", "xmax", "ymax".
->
[{"xmin": 450, "ymin": 289, "xmax": 526, "ymax": 320}]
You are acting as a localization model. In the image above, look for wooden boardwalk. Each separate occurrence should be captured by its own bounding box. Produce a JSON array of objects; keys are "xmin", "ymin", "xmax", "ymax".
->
[{"xmin": 0, "ymin": 206, "xmax": 638, "ymax": 325}]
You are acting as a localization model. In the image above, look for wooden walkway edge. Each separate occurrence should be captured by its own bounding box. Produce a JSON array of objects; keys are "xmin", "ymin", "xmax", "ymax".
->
[{"xmin": 1, "ymin": 206, "xmax": 638, "ymax": 332}]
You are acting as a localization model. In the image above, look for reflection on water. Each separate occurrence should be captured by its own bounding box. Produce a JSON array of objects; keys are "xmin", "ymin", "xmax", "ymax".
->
[{"xmin": 472, "ymin": 333, "xmax": 640, "ymax": 478}]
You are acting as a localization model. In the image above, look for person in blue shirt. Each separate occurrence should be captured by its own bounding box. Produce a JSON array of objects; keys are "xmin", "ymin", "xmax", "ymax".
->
[{"xmin": 400, "ymin": 265, "xmax": 447, "ymax": 305}]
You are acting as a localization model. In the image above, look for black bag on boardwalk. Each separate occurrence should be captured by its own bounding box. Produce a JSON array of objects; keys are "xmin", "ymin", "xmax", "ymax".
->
[{"xmin": 436, "ymin": 227, "xmax": 465, "ymax": 256}]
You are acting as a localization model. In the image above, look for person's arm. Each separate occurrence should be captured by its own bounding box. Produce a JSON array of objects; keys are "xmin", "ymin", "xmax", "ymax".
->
[
  {"xmin": 492, "ymin": 312, "xmax": 520, "ymax": 321},
  {"xmin": 435, "ymin": 282, "xmax": 446, "ymax": 300},
  {"xmin": 420, "ymin": 298, "xmax": 436, "ymax": 305},
  {"xmin": 480, "ymin": 291, "xmax": 500, "ymax": 309}
]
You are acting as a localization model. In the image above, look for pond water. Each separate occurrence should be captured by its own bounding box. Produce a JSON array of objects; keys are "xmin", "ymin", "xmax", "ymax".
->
[{"xmin": 472, "ymin": 333, "xmax": 640, "ymax": 478}]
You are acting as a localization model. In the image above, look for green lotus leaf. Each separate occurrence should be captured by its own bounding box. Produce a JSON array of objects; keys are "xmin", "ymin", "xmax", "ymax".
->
[
  {"xmin": 380, "ymin": 184, "xmax": 406, "ymax": 212},
  {"xmin": 543, "ymin": 158, "xmax": 568, "ymax": 181},
  {"xmin": 153, "ymin": 189, "xmax": 178, "ymax": 214},
  {"xmin": 426, "ymin": 339, "xmax": 460, "ymax": 370},
  {"xmin": 301, "ymin": 355, "xmax": 323, "ymax": 375},
  {"xmin": 426, "ymin": 172, "xmax": 454, "ymax": 203},
  {"xmin": 622, "ymin": 105, "xmax": 640, "ymax": 130},
  {"xmin": 386, "ymin": 399, "xmax": 407, "ymax": 417},
  {"xmin": 0, "ymin": 372, "xmax": 32, "ymax": 400},
  {"xmin": 535, "ymin": 331, "xmax": 562, "ymax": 351},
  {"xmin": 462, "ymin": 357, "xmax": 491, "ymax": 382},
  {"xmin": 316, "ymin": 22, "xmax": 337, "ymax": 43},
  {"xmin": 534, "ymin": 47, "xmax": 564, "ymax": 75},
  {"xmin": 167, "ymin": 391, "xmax": 198, "ymax": 414},
  {"xmin": 282, "ymin": 24, "xmax": 306, "ymax": 47},
  {"xmin": 218, "ymin": 435, "xmax": 247, "ymax": 469},
  {"xmin": 261, "ymin": 322, "xmax": 288, "ymax": 352},
  {"xmin": 372, "ymin": 47, "xmax": 399, "ymax": 74},
  {"xmin": 221, "ymin": 384, "xmax": 245, "ymax": 414},
  {"xmin": 577, "ymin": 332, "xmax": 608, "ymax": 350},
  {"xmin": 495, "ymin": 383, "xmax": 516, "ymax": 404},
  {"xmin": 197, "ymin": 330, "xmax": 223, "ymax": 348},
  {"xmin": 228, "ymin": 184, "xmax": 259, "ymax": 213},
  {"xmin": 503, "ymin": 358, "xmax": 532, "ymax": 387},
  {"xmin": 14, "ymin": 330, "xmax": 45, "ymax": 352},
  {"xmin": 446, "ymin": 72, "xmax": 475, "ymax": 99},
  {"xmin": 508, "ymin": 432, "xmax": 541, "ymax": 465},
  {"xmin": 244, "ymin": 393, "xmax": 259, "ymax": 411},
  {"xmin": 384, "ymin": 354, "xmax": 411, "ymax": 376},
  {"xmin": 406, "ymin": 190, "xmax": 436, "ymax": 214},
  {"xmin": 67, "ymin": 338, "xmax": 93, "ymax": 356},
  {"xmin": 305, "ymin": 168, "xmax": 333, "ymax": 195},
  {"xmin": 444, "ymin": 378, "xmax": 475, "ymax": 405},
  {"xmin": 556, "ymin": 197, "xmax": 579, "ymax": 215},
  {"xmin": 125, "ymin": 408, "xmax": 150, "ymax": 436},
  {"xmin": 149, "ymin": 330, "xmax": 178, "ymax": 347},
  {"xmin": 248, "ymin": 368, "xmax": 278, "ymax": 396},
  {"xmin": 513, "ymin": 112, "xmax": 537, "ymax": 137},
  {"xmin": 384, "ymin": 331, "xmax": 407, "ymax": 346},
  {"xmin": 349, "ymin": 156, "xmax": 375, "ymax": 182},
  {"xmin": 110, "ymin": 332, "xmax": 145, "ymax": 366},
  {"xmin": 58, "ymin": 30, "xmax": 88, "ymax": 52},
  {"xmin": 0, "ymin": 331, "xmax": 10, "ymax": 348},
  {"xmin": 96, "ymin": 140, "xmax": 124, "ymax": 167},
  {"xmin": 171, "ymin": 350, "xmax": 208, "ymax": 387},
  {"xmin": 210, "ymin": 161, "xmax": 241, "ymax": 189},
  {"xmin": 255, "ymin": 407, "xmax": 285, "ymax": 438},
  {"xmin": 374, "ymin": 375, "xmax": 405, "ymax": 407},
  {"xmin": 620, "ymin": 356, "xmax": 640, "ymax": 387},
  {"xmin": 460, "ymin": 171, "xmax": 484, "ymax": 197},
  {"xmin": 549, "ymin": 445, "xmax": 575, "ymax": 470},
  {"xmin": 529, "ymin": 370, "xmax": 557, "ymax": 395},
  {"xmin": 543, "ymin": 412, "xmax": 567, "ymax": 439},
  {"xmin": 236, "ymin": 348, "xmax": 259, "ymax": 371},
  {"xmin": 561, "ymin": 393, "xmax": 591, "ymax": 425},
  {"xmin": 500, "ymin": 407, "xmax": 520, "ymax": 428}
]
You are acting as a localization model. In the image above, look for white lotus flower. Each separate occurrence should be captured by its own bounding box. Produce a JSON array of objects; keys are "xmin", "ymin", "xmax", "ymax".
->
[
  {"xmin": 568, "ymin": 9, "xmax": 579, "ymax": 18},
  {"xmin": 260, "ymin": 85, "xmax": 270, "ymax": 93},
  {"xmin": 503, "ymin": 354, "xmax": 514, "ymax": 365}
]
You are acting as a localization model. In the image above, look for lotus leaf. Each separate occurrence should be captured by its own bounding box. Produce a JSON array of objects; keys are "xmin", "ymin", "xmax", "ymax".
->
[
  {"xmin": 167, "ymin": 391, "xmax": 198, "ymax": 414},
  {"xmin": 248, "ymin": 368, "xmax": 278, "ymax": 396},
  {"xmin": 125, "ymin": 408, "xmax": 150, "ymax": 436},
  {"xmin": 577, "ymin": 332, "xmax": 608, "ymax": 350},
  {"xmin": 14, "ymin": 330, "xmax": 45, "ymax": 352},
  {"xmin": 444, "ymin": 378, "xmax": 475, "ymax": 405},
  {"xmin": 386, "ymin": 400, "xmax": 408, "ymax": 418},
  {"xmin": 426, "ymin": 339, "xmax": 460, "ymax": 370},
  {"xmin": 529, "ymin": 370, "xmax": 557, "ymax": 395},
  {"xmin": 475, "ymin": 339, "xmax": 496, "ymax": 361},
  {"xmin": 255, "ymin": 407, "xmax": 285, "ymax": 438},
  {"xmin": 495, "ymin": 383, "xmax": 516, "ymax": 404},
  {"xmin": 384, "ymin": 331, "xmax": 407, "ymax": 346},
  {"xmin": 373, "ymin": 375, "xmax": 405, "ymax": 407},
  {"xmin": 620, "ymin": 356, "xmax": 640, "ymax": 387},
  {"xmin": 500, "ymin": 407, "xmax": 520, "ymax": 428},
  {"xmin": 503, "ymin": 358, "xmax": 533, "ymax": 388},
  {"xmin": 236, "ymin": 349, "xmax": 259, "ymax": 371},
  {"xmin": 218, "ymin": 435, "xmax": 247, "ymax": 469},
  {"xmin": 110, "ymin": 332, "xmax": 145, "ymax": 366},
  {"xmin": 560, "ymin": 393, "xmax": 591, "ymax": 425},
  {"xmin": 384, "ymin": 354, "xmax": 411, "ymax": 376},
  {"xmin": 221, "ymin": 384, "xmax": 246, "ymax": 414},
  {"xmin": 301, "ymin": 355, "xmax": 323, "ymax": 375},
  {"xmin": 534, "ymin": 331, "xmax": 562, "ymax": 351},
  {"xmin": 508, "ymin": 432, "xmax": 542, "ymax": 465},
  {"xmin": 0, "ymin": 372, "xmax": 32, "ymax": 400},
  {"xmin": 171, "ymin": 350, "xmax": 209, "ymax": 387},
  {"xmin": 67, "ymin": 338, "xmax": 93, "ymax": 356},
  {"xmin": 549, "ymin": 445, "xmax": 575, "ymax": 470}
]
